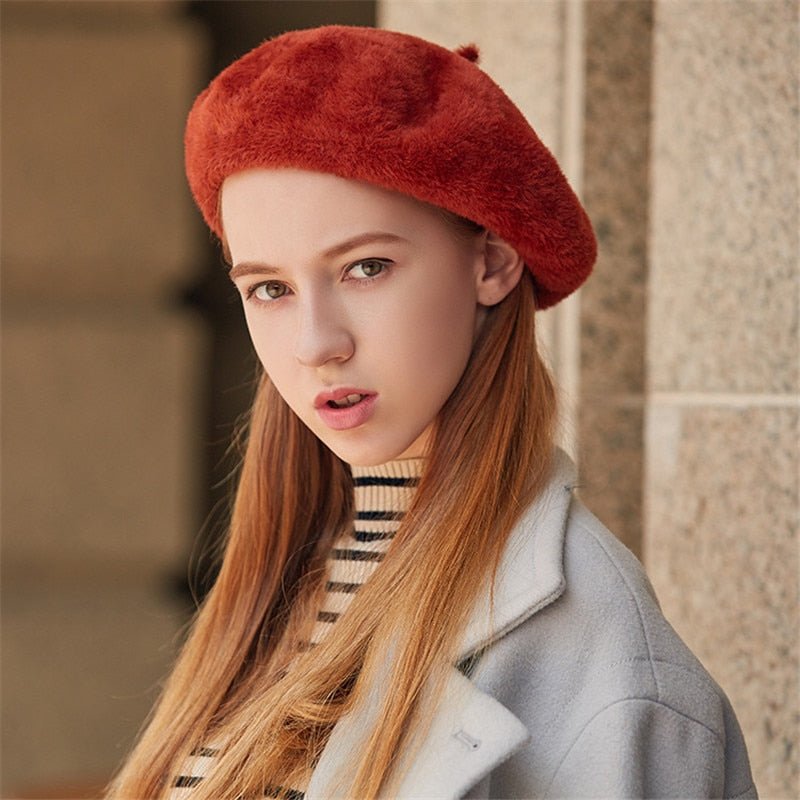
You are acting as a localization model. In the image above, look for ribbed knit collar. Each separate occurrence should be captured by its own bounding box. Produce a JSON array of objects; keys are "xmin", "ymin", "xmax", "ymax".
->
[
  {"xmin": 350, "ymin": 457, "xmax": 426, "ymax": 481},
  {"xmin": 350, "ymin": 457, "xmax": 425, "ymax": 520}
]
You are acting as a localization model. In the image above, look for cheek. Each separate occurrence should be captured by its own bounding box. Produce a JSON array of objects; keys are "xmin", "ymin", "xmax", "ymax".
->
[
  {"xmin": 416, "ymin": 265, "xmax": 477, "ymax": 346},
  {"xmin": 378, "ymin": 269, "xmax": 478, "ymax": 392},
  {"xmin": 244, "ymin": 313, "xmax": 291, "ymax": 381}
]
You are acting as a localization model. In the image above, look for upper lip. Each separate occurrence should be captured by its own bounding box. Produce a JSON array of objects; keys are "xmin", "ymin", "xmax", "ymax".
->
[{"xmin": 314, "ymin": 387, "xmax": 376, "ymax": 409}]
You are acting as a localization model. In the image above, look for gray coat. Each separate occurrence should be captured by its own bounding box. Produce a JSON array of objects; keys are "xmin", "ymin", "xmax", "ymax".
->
[{"xmin": 306, "ymin": 450, "xmax": 757, "ymax": 799}]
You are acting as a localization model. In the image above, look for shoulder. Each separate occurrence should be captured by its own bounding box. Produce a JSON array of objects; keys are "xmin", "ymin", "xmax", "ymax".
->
[
  {"xmin": 476, "ymin": 497, "xmax": 729, "ymax": 726},
  {"xmin": 469, "ymin": 497, "xmax": 756, "ymax": 799},
  {"xmin": 559, "ymin": 500, "xmax": 737, "ymax": 727}
]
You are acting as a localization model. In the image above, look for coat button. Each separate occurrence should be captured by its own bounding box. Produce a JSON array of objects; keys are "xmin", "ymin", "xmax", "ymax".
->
[{"xmin": 454, "ymin": 730, "xmax": 481, "ymax": 750}]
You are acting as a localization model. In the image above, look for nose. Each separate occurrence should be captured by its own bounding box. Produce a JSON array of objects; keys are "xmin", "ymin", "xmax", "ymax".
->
[{"xmin": 294, "ymin": 293, "xmax": 355, "ymax": 367}]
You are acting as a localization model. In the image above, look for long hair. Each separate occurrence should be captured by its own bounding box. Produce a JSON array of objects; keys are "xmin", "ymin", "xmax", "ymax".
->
[{"xmin": 109, "ymin": 246, "xmax": 557, "ymax": 799}]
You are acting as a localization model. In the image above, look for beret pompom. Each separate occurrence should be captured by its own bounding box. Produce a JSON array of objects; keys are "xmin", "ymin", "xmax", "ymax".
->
[{"xmin": 184, "ymin": 25, "xmax": 596, "ymax": 309}]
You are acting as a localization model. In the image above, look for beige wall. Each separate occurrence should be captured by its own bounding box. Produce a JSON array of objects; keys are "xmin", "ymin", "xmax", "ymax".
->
[
  {"xmin": 579, "ymin": 0, "xmax": 651, "ymax": 555},
  {"xmin": 381, "ymin": 1, "xmax": 798, "ymax": 797},
  {"xmin": 1, "ymin": 2, "xmax": 207, "ymax": 795},
  {"xmin": 645, "ymin": 2, "xmax": 798, "ymax": 796}
]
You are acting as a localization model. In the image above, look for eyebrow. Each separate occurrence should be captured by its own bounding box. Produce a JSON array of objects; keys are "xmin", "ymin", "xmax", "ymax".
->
[{"xmin": 228, "ymin": 231, "xmax": 409, "ymax": 281}]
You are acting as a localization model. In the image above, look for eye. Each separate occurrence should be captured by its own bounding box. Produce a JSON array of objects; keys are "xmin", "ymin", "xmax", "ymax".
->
[
  {"xmin": 250, "ymin": 281, "xmax": 289, "ymax": 302},
  {"xmin": 347, "ymin": 259, "xmax": 390, "ymax": 280}
]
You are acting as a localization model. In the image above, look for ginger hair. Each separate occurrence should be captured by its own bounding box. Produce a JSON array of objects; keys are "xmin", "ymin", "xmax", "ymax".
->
[{"xmin": 108, "ymin": 214, "xmax": 557, "ymax": 798}]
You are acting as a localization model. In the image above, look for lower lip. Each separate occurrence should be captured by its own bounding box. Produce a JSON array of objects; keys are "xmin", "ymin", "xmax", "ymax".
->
[{"xmin": 316, "ymin": 394, "xmax": 378, "ymax": 431}]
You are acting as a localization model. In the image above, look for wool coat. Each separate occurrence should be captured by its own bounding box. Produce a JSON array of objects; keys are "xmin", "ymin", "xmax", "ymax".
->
[{"xmin": 305, "ymin": 450, "xmax": 757, "ymax": 799}]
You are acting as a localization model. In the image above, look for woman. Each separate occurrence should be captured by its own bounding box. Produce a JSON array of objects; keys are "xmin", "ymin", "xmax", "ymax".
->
[{"xmin": 109, "ymin": 25, "xmax": 756, "ymax": 799}]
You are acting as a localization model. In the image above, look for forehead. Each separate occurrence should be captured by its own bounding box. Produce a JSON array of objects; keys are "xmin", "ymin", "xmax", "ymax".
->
[{"xmin": 220, "ymin": 168, "xmax": 440, "ymax": 258}]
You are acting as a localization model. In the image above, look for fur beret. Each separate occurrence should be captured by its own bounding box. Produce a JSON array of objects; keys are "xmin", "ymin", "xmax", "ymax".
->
[{"xmin": 184, "ymin": 25, "xmax": 595, "ymax": 309}]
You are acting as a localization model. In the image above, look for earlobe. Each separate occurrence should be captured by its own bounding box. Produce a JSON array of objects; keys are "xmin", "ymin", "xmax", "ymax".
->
[{"xmin": 475, "ymin": 231, "xmax": 525, "ymax": 306}]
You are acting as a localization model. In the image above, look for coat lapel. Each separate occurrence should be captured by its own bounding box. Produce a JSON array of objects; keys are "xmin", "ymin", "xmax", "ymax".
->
[
  {"xmin": 457, "ymin": 448, "xmax": 576, "ymax": 659},
  {"xmin": 306, "ymin": 449, "xmax": 577, "ymax": 799},
  {"xmin": 306, "ymin": 666, "xmax": 529, "ymax": 800}
]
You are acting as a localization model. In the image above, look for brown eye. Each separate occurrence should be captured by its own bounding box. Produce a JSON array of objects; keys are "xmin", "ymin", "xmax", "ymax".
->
[
  {"xmin": 254, "ymin": 281, "xmax": 287, "ymax": 301},
  {"xmin": 349, "ymin": 259, "xmax": 389, "ymax": 279}
]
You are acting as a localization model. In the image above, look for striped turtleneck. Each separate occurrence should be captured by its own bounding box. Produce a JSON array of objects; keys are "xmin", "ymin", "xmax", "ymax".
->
[
  {"xmin": 170, "ymin": 457, "xmax": 425, "ymax": 800},
  {"xmin": 304, "ymin": 456, "xmax": 423, "ymax": 647}
]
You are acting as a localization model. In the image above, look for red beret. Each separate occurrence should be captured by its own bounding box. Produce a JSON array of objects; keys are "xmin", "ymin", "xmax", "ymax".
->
[{"xmin": 184, "ymin": 25, "xmax": 596, "ymax": 309}]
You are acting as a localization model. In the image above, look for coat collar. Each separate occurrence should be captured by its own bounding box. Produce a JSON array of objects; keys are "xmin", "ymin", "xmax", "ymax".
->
[
  {"xmin": 457, "ymin": 447, "xmax": 576, "ymax": 660},
  {"xmin": 306, "ymin": 449, "xmax": 577, "ymax": 799}
]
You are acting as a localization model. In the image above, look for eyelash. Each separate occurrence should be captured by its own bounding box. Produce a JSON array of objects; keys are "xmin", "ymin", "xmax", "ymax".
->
[{"xmin": 245, "ymin": 258, "xmax": 393, "ymax": 305}]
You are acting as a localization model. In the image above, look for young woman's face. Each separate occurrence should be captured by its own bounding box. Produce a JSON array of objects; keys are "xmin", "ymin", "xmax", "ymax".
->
[{"xmin": 221, "ymin": 168, "xmax": 489, "ymax": 466}]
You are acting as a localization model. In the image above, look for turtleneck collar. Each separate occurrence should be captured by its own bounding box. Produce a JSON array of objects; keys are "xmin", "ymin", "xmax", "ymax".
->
[
  {"xmin": 350, "ymin": 457, "xmax": 425, "ymax": 521},
  {"xmin": 350, "ymin": 457, "xmax": 426, "ymax": 481}
]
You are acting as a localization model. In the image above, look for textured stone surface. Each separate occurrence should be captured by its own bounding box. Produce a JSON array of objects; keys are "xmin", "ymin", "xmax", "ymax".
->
[
  {"xmin": 645, "ymin": 405, "xmax": 799, "ymax": 797},
  {"xmin": 578, "ymin": 0, "xmax": 653, "ymax": 555},
  {"xmin": 646, "ymin": 6, "xmax": 800, "ymax": 793},
  {"xmin": 578, "ymin": 400, "xmax": 645, "ymax": 557},
  {"xmin": 581, "ymin": 0, "xmax": 651, "ymax": 397},
  {"xmin": 649, "ymin": 0, "xmax": 799, "ymax": 393}
]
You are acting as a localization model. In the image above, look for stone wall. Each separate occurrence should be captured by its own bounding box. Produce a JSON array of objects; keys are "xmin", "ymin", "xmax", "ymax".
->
[{"xmin": 645, "ymin": 2, "xmax": 799, "ymax": 795}]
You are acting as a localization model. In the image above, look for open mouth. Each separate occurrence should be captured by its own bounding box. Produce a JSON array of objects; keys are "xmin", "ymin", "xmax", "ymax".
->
[
  {"xmin": 316, "ymin": 392, "xmax": 377, "ymax": 431},
  {"xmin": 327, "ymin": 393, "xmax": 367, "ymax": 409}
]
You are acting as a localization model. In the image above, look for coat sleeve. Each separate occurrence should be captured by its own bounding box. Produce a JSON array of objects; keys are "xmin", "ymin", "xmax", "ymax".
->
[{"xmin": 542, "ymin": 697, "xmax": 757, "ymax": 800}]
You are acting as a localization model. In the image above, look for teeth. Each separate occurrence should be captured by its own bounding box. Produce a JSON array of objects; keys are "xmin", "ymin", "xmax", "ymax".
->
[{"xmin": 331, "ymin": 393, "xmax": 364, "ymax": 408}]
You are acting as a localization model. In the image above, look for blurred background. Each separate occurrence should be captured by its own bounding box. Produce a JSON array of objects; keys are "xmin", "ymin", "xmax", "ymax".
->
[{"xmin": 1, "ymin": 0, "xmax": 797, "ymax": 797}]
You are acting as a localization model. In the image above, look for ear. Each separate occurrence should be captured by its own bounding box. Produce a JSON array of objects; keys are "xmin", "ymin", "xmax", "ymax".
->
[{"xmin": 475, "ymin": 230, "xmax": 525, "ymax": 307}]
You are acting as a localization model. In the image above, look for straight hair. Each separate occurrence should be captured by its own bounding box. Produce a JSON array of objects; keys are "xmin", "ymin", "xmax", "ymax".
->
[{"xmin": 108, "ymin": 251, "xmax": 557, "ymax": 799}]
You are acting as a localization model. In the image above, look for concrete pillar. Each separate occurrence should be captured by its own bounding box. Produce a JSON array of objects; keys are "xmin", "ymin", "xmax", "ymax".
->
[
  {"xmin": 645, "ymin": 2, "xmax": 799, "ymax": 796},
  {"xmin": 578, "ymin": 0, "xmax": 652, "ymax": 556}
]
